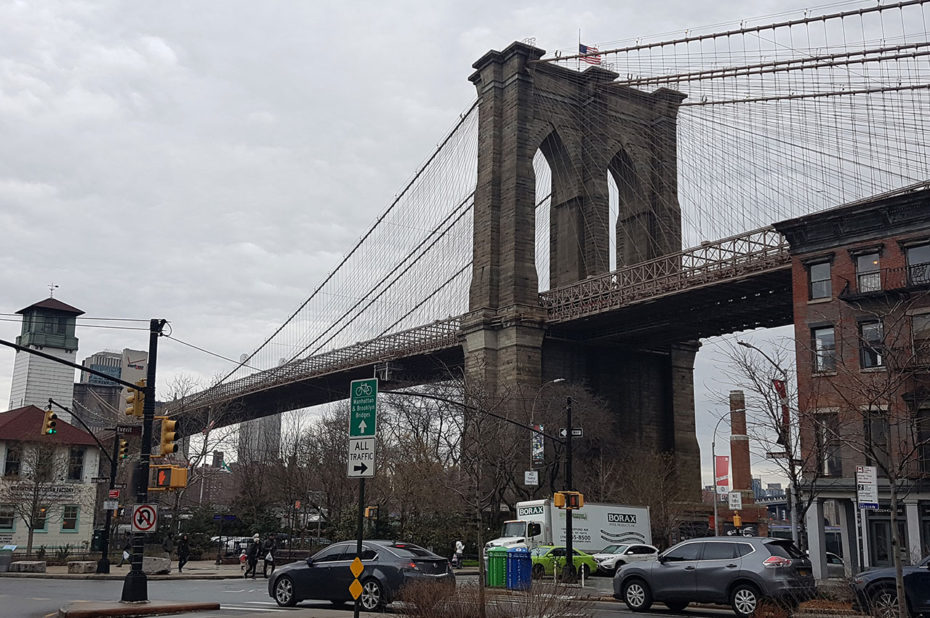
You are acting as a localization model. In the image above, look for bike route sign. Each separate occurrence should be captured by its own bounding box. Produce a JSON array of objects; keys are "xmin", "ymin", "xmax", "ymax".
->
[{"xmin": 349, "ymin": 379, "xmax": 378, "ymax": 437}]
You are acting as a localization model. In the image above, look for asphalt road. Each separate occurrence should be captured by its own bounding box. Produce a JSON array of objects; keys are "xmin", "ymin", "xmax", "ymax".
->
[{"xmin": 0, "ymin": 574, "xmax": 737, "ymax": 618}]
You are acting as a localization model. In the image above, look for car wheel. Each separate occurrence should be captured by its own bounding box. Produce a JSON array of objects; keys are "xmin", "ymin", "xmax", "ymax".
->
[
  {"xmin": 532, "ymin": 563, "xmax": 545, "ymax": 579},
  {"xmin": 665, "ymin": 601, "xmax": 689, "ymax": 612},
  {"xmin": 623, "ymin": 578, "xmax": 654, "ymax": 612},
  {"xmin": 360, "ymin": 578, "xmax": 385, "ymax": 611},
  {"xmin": 273, "ymin": 576, "xmax": 297, "ymax": 607},
  {"xmin": 730, "ymin": 583, "xmax": 761, "ymax": 618},
  {"xmin": 869, "ymin": 586, "xmax": 899, "ymax": 618}
]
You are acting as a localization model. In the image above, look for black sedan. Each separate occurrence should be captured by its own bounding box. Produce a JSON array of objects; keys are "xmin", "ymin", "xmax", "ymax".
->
[
  {"xmin": 269, "ymin": 539, "xmax": 454, "ymax": 610},
  {"xmin": 852, "ymin": 555, "xmax": 930, "ymax": 617}
]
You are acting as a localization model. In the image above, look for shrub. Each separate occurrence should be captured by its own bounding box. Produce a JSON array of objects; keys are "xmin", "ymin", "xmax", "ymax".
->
[
  {"xmin": 55, "ymin": 544, "xmax": 72, "ymax": 561},
  {"xmin": 398, "ymin": 579, "xmax": 593, "ymax": 618}
]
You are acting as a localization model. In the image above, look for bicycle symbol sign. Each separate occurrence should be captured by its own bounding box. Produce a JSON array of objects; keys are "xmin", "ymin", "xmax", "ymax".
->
[
  {"xmin": 132, "ymin": 504, "xmax": 158, "ymax": 533},
  {"xmin": 349, "ymin": 378, "xmax": 378, "ymax": 438}
]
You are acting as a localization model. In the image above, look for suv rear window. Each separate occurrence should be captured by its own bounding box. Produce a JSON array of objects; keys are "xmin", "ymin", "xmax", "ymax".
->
[{"xmin": 766, "ymin": 540, "xmax": 805, "ymax": 559}]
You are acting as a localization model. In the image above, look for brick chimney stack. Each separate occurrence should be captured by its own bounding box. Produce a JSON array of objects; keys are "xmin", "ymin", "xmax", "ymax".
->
[{"xmin": 730, "ymin": 390, "xmax": 754, "ymax": 503}]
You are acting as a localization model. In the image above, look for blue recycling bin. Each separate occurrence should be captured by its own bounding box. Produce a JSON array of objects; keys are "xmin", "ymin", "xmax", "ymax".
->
[{"xmin": 506, "ymin": 547, "xmax": 532, "ymax": 590}]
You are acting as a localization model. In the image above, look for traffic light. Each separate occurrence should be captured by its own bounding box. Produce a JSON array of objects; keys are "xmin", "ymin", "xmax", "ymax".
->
[
  {"xmin": 159, "ymin": 418, "xmax": 179, "ymax": 456},
  {"xmin": 565, "ymin": 491, "xmax": 584, "ymax": 510},
  {"xmin": 553, "ymin": 492, "xmax": 565, "ymax": 508},
  {"xmin": 152, "ymin": 465, "xmax": 188, "ymax": 490},
  {"xmin": 154, "ymin": 466, "xmax": 172, "ymax": 488},
  {"xmin": 118, "ymin": 439, "xmax": 129, "ymax": 459},
  {"xmin": 365, "ymin": 506, "xmax": 379, "ymax": 519},
  {"xmin": 125, "ymin": 380, "xmax": 145, "ymax": 417},
  {"xmin": 42, "ymin": 408, "xmax": 58, "ymax": 435}
]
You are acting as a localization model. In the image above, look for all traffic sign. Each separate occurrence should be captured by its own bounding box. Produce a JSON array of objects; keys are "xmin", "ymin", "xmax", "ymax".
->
[
  {"xmin": 349, "ymin": 379, "xmax": 378, "ymax": 437},
  {"xmin": 347, "ymin": 438, "xmax": 375, "ymax": 478},
  {"xmin": 131, "ymin": 504, "xmax": 158, "ymax": 533}
]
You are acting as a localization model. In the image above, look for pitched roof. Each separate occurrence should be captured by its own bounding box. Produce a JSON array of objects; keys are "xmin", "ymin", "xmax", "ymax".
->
[
  {"xmin": 16, "ymin": 297, "xmax": 84, "ymax": 316},
  {"xmin": 0, "ymin": 405, "xmax": 98, "ymax": 447}
]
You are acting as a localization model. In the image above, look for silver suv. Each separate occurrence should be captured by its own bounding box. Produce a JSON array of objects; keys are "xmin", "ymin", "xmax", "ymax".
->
[{"xmin": 613, "ymin": 537, "xmax": 815, "ymax": 617}]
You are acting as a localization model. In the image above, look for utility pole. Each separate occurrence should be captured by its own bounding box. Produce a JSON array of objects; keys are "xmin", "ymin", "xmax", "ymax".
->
[
  {"xmin": 562, "ymin": 396, "xmax": 576, "ymax": 582},
  {"xmin": 122, "ymin": 319, "xmax": 166, "ymax": 603}
]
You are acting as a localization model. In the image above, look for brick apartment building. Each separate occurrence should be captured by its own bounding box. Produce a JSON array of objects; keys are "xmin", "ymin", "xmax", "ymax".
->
[{"xmin": 775, "ymin": 183, "xmax": 930, "ymax": 577}]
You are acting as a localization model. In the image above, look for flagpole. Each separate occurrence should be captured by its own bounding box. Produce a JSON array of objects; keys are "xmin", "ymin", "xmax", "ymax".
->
[{"xmin": 578, "ymin": 29, "xmax": 581, "ymax": 70}]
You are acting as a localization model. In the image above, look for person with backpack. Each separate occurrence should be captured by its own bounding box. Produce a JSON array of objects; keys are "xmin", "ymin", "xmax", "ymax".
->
[{"xmin": 244, "ymin": 534, "xmax": 260, "ymax": 579}]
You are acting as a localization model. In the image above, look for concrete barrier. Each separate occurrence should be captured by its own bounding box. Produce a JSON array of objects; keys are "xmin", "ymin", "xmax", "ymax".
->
[
  {"xmin": 142, "ymin": 556, "xmax": 170, "ymax": 575},
  {"xmin": 67, "ymin": 561, "xmax": 96, "ymax": 574},
  {"xmin": 10, "ymin": 561, "xmax": 46, "ymax": 573}
]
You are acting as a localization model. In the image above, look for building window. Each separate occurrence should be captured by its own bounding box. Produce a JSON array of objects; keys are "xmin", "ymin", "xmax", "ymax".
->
[
  {"xmin": 816, "ymin": 414, "xmax": 842, "ymax": 476},
  {"xmin": 67, "ymin": 447, "xmax": 85, "ymax": 481},
  {"xmin": 0, "ymin": 505, "xmax": 13, "ymax": 531},
  {"xmin": 857, "ymin": 253, "xmax": 881, "ymax": 292},
  {"xmin": 860, "ymin": 321, "xmax": 884, "ymax": 369},
  {"xmin": 865, "ymin": 411, "xmax": 890, "ymax": 473},
  {"xmin": 809, "ymin": 262, "xmax": 832, "ymax": 299},
  {"xmin": 907, "ymin": 244, "xmax": 930, "ymax": 286},
  {"xmin": 919, "ymin": 409, "xmax": 930, "ymax": 474},
  {"xmin": 61, "ymin": 505, "xmax": 78, "ymax": 531},
  {"xmin": 34, "ymin": 505, "xmax": 48, "ymax": 531},
  {"xmin": 813, "ymin": 326, "xmax": 836, "ymax": 372},
  {"xmin": 4, "ymin": 446, "xmax": 21, "ymax": 477},
  {"xmin": 914, "ymin": 314, "xmax": 930, "ymax": 365}
]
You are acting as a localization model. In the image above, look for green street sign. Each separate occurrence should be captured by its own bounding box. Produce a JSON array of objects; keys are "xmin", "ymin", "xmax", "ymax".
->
[{"xmin": 349, "ymin": 378, "xmax": 378, "ymax": 437}]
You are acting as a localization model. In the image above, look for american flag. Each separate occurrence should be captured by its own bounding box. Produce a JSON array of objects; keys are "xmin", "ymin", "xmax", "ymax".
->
[{"xmin": 579, "ymin": 43, "xmax": 601, "ymax": 65}]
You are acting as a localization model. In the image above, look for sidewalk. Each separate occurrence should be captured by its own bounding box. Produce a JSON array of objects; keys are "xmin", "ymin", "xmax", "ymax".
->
[{"xmin": 0, "ymin": 559, "xmax": 483, "ymax": 581}]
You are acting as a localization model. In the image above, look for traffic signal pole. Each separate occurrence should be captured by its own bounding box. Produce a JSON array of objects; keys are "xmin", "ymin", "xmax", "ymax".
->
[
  {"xmin": 562, "ymin": 396, "xmax": 576, "ymax": 582},
  {"xmin": 97, "ymin": 430, "xmax": 121, "ymax": 574},
  {"xmin": 122, "ymin": 318, "xmax": 166, "ymax": 603}
]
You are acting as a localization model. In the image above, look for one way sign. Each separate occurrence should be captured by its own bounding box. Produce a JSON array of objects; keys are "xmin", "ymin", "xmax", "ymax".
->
[{"xmin": 347, "ymin": 438, "xmax": 375, "ymax": 478}]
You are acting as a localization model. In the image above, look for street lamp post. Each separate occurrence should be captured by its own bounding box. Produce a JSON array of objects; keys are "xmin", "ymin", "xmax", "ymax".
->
[
  {"xmin": 562, "ymin": 396, "xmax": 577, "ymax": 582},
  {"xmin": 711, "ymin": 414, "xmax": 728, "ymax": 536},
  {"xmin": 737, "ymin": 340, "xmax": 800, "ymax": 547}
]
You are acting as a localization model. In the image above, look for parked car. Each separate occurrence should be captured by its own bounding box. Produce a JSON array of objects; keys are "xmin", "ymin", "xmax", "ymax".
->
[
  {"xmin": 852, "ymin": 555, "xmax": 930, "ymax": 617},
  {"xmin": 530, "ymin": 545, "xmax": 598, "ymax": 579},
  {"xmin": 268, "ymin": 540, "xmax": 454, "ymax": 610},
  {"xmin": 592, "ymin": 543, "xmax": 658, "ymax": 576},
  {"xmin": 613, "ymin": 536, "xmax": 815, "ymax": 617},
  {"xmin": 826, "ymin": 552, "xmax": 846, "ymax": 579}
]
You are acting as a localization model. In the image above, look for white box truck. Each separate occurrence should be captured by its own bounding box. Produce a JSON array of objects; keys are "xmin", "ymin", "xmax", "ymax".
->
[{"xmin": 486, "ymin": 499, "xmax": 651, "ymax": 553}]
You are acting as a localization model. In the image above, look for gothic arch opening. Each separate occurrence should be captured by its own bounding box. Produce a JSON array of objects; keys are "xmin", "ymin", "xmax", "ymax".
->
[
  {"xmin": 608, "ymin": 149, "xmax": 655, "ymax": 267},
  {"xmin": 533, "ymin": 149, "xmax": 552, "ymax": 292}
]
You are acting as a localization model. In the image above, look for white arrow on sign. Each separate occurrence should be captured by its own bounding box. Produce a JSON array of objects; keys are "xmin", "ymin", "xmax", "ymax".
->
[{"xmin": 358, "ymin": 420, "xmax": 367, "ymax": 433}]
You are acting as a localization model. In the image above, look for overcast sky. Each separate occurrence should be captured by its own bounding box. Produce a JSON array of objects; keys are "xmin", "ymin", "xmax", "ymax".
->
[{"xmin": 0, "ymin": 0, "xmax": 816, "ymax": 485}]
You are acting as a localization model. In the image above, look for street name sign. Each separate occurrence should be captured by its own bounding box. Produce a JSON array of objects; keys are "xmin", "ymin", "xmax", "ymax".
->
[
  {"xmin": 131, "ymin": 504, "xmax": 158, "ymax": 533},
  {"xmin": 559, "ymin": 427, "xmax": 583, "ymax": 438},
  {"xmin": 349, "ymin": 378, "xmax": 378, "ymax": 437},
  {"xmin": 857, "ymin": 465, "xmax": 879, "ymax": 509},
  {"xmin": 347, "ymin": 438, "xmax": 375, "ymax": 478}
]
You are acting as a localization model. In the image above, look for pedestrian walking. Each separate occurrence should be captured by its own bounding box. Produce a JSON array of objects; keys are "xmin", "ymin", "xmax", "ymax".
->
[
  {"xmin": 243, "ymin": 533, "xmax": 260, "ymax": 579},
  {"xmin": 453, "ymin": 540, "xmax": 464, "ymax": 569},
  {"xmin": 118, "ymin": 540, "xmax": 131, "ymax": 567},
  {"xmin": 177, "ymin": 534, "xmax": 190, "ymax": 573},
  {"xmin": 262, "ymin": 534, "xmax": 277, "ymax": 578}
]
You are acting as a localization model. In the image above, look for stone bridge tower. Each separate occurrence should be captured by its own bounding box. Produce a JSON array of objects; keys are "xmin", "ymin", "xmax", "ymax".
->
[{"xmin": 462, "ymin": 42, "xmax": 699, "ymax": 496}]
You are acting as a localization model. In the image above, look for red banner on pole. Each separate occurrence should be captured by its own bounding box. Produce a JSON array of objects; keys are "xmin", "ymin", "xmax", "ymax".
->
[{"xmin": 715, "ymin": 455, "xmax": 730, "ymax": 493}]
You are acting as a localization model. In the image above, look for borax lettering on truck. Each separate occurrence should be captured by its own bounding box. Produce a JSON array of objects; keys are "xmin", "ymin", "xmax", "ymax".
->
[
  {"xmin": 517, "ymin": 505, "xmax": 545, "ymax": 517},
  {"xmin": 608, "ymin": 513, "xmax": 637, "ymax": 524}
]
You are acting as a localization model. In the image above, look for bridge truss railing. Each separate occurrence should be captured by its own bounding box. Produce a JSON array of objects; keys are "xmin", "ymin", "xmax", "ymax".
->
[
  {"xmin": 539, "ymin": 227, "xmax": 790, "ymax": 322},
  {"xmin": 182, "ymin": 317, "xmax": 462, "ymax": 411}
]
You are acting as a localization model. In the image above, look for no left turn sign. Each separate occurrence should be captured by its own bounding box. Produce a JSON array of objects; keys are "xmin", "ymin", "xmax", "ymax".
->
[{"xmin": 132, "ymin": 504, "xmax": 158, "ymax": 533}]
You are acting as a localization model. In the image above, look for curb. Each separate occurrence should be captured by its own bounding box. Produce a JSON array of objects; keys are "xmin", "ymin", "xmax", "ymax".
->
[
  {"xmin": 58, "ymin": 601, "xmax": 220, "ymax": 617},
  {"xmin": 0, "ymin": 572, "xmax": 241, "ymax": 581}
]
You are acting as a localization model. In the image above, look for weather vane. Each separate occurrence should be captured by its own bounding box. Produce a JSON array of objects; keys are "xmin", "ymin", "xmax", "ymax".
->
[{"xmin": 48, "ymin": 283, "xmax": 59, "ymax": 297}]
